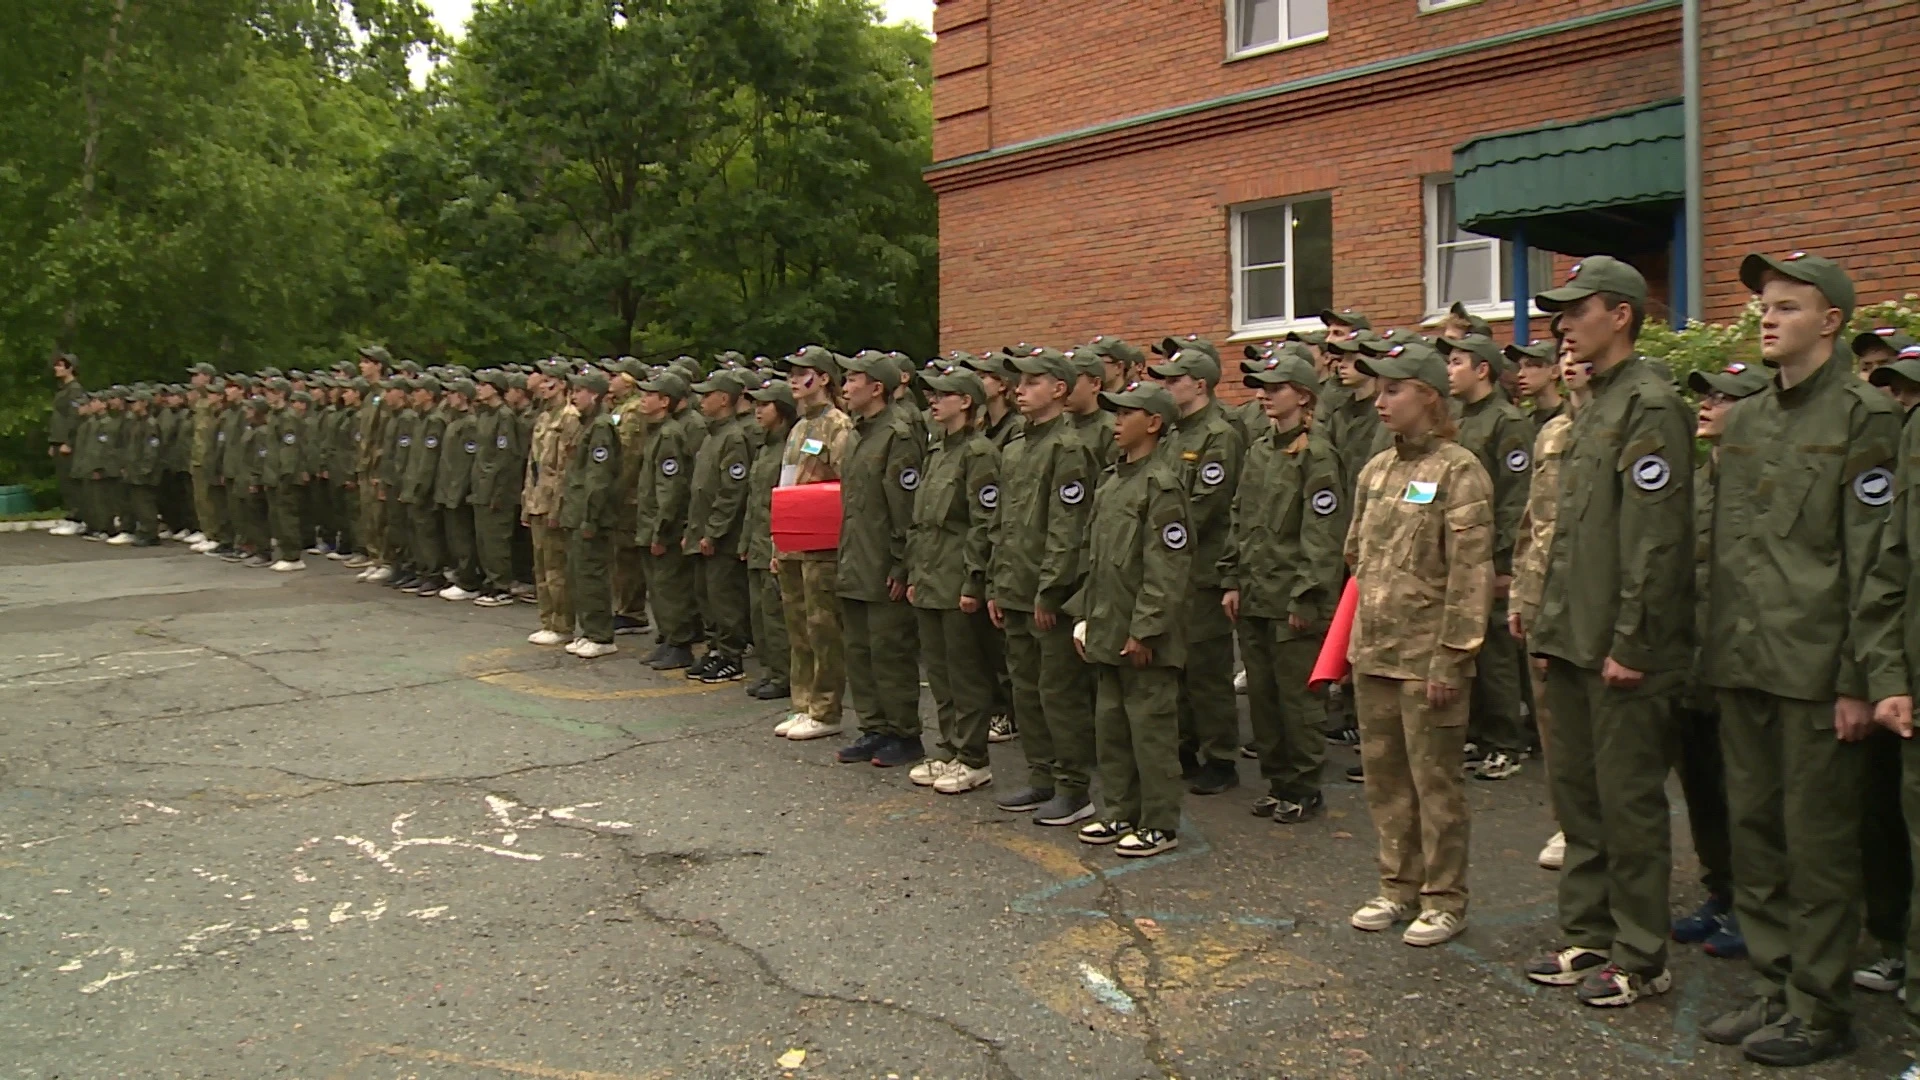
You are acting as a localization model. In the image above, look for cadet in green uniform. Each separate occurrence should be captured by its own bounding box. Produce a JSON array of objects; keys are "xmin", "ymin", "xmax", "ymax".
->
[
  {"xmin": 433, "ymin": 380, "xmax": 482, "ymax": 599},
  {"xmin": 1515, "ymin": 339, "xmax": 1565, "ymax": 431},
  {"xmin": 831, "ymin": 352, "xmax": 926, "ymax": 768},
  {"xmin": 399, "ymin": 378, "xmax": 448, "ymax": 593},
  {"xmin": 1071, "ymin": 379, "xmax": 1191, "ymax": 858},
  {"xmin": 1854, "ymin": 326, "xmax": 1916, "ymax": 384},
  {"xmin": 1221, "ymin": 352, "xmax": 1346, "ymax": 823},
  {"xmin": 213, "ymin": 383, "xmax": 251, "ymax": 556},
  {"xmin": 258, "ymin": 386, "xmax": 304, "ymax": 566},
  {"xmin": 466, "ymin": 373, "xmax": 520, "ymax": 605},
  {"xmin": 744, "ymin": 381, "xmax": 794, "ymax": 699},
  {"xmin": 906, "ymin": 370, "xmax": 1000, "ymax": 793},
  {"xmin": 187, "ymin": 365, "xmax": 225, "ymax": 549},
  {"xmin": 635, "ymin": 371, "xmax": 700, "ymax": 670},
  {"xmin": 351, "ymin": 347, "xmax": 391, "ymax": 571},
  {"xmin": 1440, "ymin": 333, "xmax": 1533, "ymax": 779},
  {"xmin": 48, "ymin": 355, "xmax": 88, "ymax": 534},
  {"xmin": 327, "ymin": 380, "xmax": 361, "ymax": 560},
  {"xmin": 1147, "ymin": 345, "xmax": 1246, "ymax": 795},
  {"xmin": 989, "ymin": 347, "xmax": 1100, "ymax": 825},
  {"xmin": 607, "ymin": 359, "xmax": 653, "ymax": 635},
  {"xmin": 1065, "ymin": 346, "xmax": 1117, "ymax": 466},
  {"xmin": 957, "ymin": 350, "xmax": 1019, "ymax": 742},
  {"xmin": 238, "ymin": 398, "xmax": 273, "ymax": 566},
  {"xmin": 1515, "ymin": 259, "xmax": 1695, "ymax": 1008},
  {"xmin": 684, "ymin": 370, "xmax": 753, "ymax": 683},
  {"xmin": 121, "ymin": 392, "xmax": 163, "ymax": 546},
  {"xmin": 557, "ymin": 370, "xmax": 620, "ymax": 657},
  {"xmin": 375, "ymin": 379, "xmax": 415, "ymax": 585},
  {"xmin": 95, "ymin": 389, "xmax": 131, "ymax": 542},
  {"xmin": 1700, "ymin": 253, "xmax": 1899, "ymax": 1067}
]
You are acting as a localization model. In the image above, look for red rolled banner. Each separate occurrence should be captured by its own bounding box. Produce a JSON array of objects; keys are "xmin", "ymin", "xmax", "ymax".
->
[
  {"xmin": 1308, "ymin": 578, "xmax": 1359, "ymax": 692},
  {"xmin": 771, "ymin": 481, "xmax": 843, "ymax": 552}
]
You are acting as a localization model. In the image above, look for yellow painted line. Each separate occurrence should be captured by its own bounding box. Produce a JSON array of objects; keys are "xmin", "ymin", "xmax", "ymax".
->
[
  {"xmin": 459, "ymin": 647, "xmax": 726, "ymax": 702},
  {"xmin": 990, "ymin": 831, "xmax": 1091, "ymax": 881},
  {"xmin": 357, "ymin": 1043, "xmax": 669, "ymax": 1080}
]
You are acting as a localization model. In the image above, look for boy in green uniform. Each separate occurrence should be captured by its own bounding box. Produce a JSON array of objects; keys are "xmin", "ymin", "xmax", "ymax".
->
[
  {"xmin": 744, "ymin": 381, "xmax": 795, "ymax": 700},
  {"xmin": 432, "ymin": 380, "xmax": 483, "ymax": 599},
  {"xmin": 635, "ymin": 371, "xmax": 700, "ymax": 669},
  {"xmin": 684, "ymin": 370, "xmax": 753, "ymax": 683},
  {"xmin": 122, "ymin": 392, "xmax": 164, "ymax": 547},
  {"xmin": 558, "ymin": 370, "xmax": 620, "ymax": 658}
]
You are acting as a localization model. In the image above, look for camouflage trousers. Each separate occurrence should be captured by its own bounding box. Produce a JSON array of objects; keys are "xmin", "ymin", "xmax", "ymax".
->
[
  {"xmin": 1354, "ymin": 674, "xmax": 1471, "ymax": 918},
  {"xmin": 529, "ymin": 514, "xmax": 571, "ymax": 635},
  {"xmin": 777, "ymin": 558, "xmax": 843, "ymax": 723},
  {"xmin": 358, "ymin": 479, "xmax": 384, "ymax": 561},
  {"xmin": 196, "ymin": 473, "xmax": 228, "ymax": 544}
]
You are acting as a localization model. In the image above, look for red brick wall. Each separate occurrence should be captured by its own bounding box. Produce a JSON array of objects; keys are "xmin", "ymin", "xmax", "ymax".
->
[
  {"xmin": 1698, "ymin": 0, "xmax": 1920, "ymax": 320},
  {"xmin": 933, "ymin": 30, "xmax": 1678, "ymax": 353}
]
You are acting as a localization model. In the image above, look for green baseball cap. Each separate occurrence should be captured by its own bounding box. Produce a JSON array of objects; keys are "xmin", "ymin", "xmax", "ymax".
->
[
  {"xmin": 786, "ymin": 345, "xmax": 841, "ymax": 377},
  {"xmin": 1448, "ymin": 302, "xmax": 1493, "ymax": 336},
  {"xmin": 288, "ymin": 390, "xmax": 312, "ymax": 405},
  {"xmin": 1439, "ymin": 333, "xmax": 1507, "ymax": 373},
  {"xmin": 189, "ymin": 362, "xmax": 218, "ymax": 377},
  {"xmin": 1155, "ymin": 334, "xmax": 1220, "ymax": 364},
  {"xmin": 1327, "ymin": 329, "xmax": 1387, "ymax": 356},
  {"xmin": 1285, "ymin": 328, "xmax": 1329, "ymax": 347},
  {"xmin": 746, "ymin": 379, "xmax": 795, "ymax": 408},
  {"xmin": 1535, "ymin": 255, "xmax": 1649, "ymax": 311},
  {"xmin": 960, "ymin": 350, "xmax": 1010, "ymax": 378},
  {"xmin": 1009, "ymin": 346, "xmax": 1074, "ymax": 384},
  {"xmin": 445, "ymin": 378, "xmax": 475, "ymax": 397},
  {"xmin": 416, "ymin": 375, "xmax": 443, "ymax": 394},
  {"xmin": 690, "ymin": 369, "xmax": 746, "ymax": 396},
  {"xmin": 1087, "ymin": 336, "xmax": 1145, "ymax": 365},
  {"xmin": 1098, "ymin": 378, "xmax": 1179, "ymax": 428},
  {"xmin": 840, "ymin": 350, "xmax": 903, "ymax": 388},
  {"xmin": 396, "ymin": 359, "xmax": 422, "ymax": 375},
  {"xmin": 357, "ymin": 344, "xmax": 392, "ymax": 365},
  {"xmin": 1869, "ymin": 348, "xmax": 1920, "ymax": 390},
  {"xmin": 1319, "ymin": 308, "xmax": 1372, "ymax": 331},
  {"xmin": 1066, "ymin": 346, "xmax": 1105, "ymax": 380},
  {"xmin": 1852, "ymin": 327, "xmax": 1917, "ymax": 358},
  {"xmin": 923, "ymin": 369, "xmax": 987, "ymax": 406},
  {"xmin": 1739, "ymin": 251, "xmax": 1854, "ymax": 318},
  {"xmin": 1147, "ymin": 347, "xmax": 1221, "ymax": 386},
  {"xmin": 637, "ymin": 370, "xmax": 687, "ymax": 399},
  {"xmin": 1688, "ymin": 359, "xmax": 1771, "ymax": 398},
  {"xmin": 1241, "ymin": 341, "xmax": 1316, "ymax": 373},
  {"xmin": 1504, "ymin": 339, "xmax": 1558, "ymax": 366},
  {"xmin": 476, "ymin": 370, "xmax": 510, "ymax": 391},
  {"xmin": 1357, "ymin": 342, "xmax": 1450, "ymax": 397},
  {"xmin": 570, "ymin": 368, "xmax": 610, "ymax": 393},
  {"xmin": 1243, "ymin": 352, "xmax": 1320, "ymax": 391}
]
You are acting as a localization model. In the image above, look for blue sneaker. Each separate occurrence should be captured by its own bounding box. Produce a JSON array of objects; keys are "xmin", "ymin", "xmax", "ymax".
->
[
  {"xmin": 1672, "ymin": 895, "xmax": 1730, "ymax": 944},
  {"xmin": 1702, "ymin": 911, "xmax": 1746, "ymax": 959}
]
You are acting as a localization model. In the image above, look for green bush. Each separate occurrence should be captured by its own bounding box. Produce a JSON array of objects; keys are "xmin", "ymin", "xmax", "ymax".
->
[{"xmin": 1641, "ymin": 293, "xmax": 1920, "ymax": 386}]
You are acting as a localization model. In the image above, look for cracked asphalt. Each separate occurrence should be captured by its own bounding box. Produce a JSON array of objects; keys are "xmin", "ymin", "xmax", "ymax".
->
[{"xmin": 1, "ymin": 532, "xmax": 1912, "ymax": 1080}]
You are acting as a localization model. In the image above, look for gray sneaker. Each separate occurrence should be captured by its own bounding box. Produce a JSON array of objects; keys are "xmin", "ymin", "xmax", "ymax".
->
[
  {"xmin": 1033, "ymin": 792, "xmax": 1095, "ymax": 827},
  {"xmin": 1702, "ymin": 995, "xmax": 1787, "ymax": 1046}
]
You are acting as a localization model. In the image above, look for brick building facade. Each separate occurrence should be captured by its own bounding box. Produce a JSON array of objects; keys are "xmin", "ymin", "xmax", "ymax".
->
[{"xmin": 926, "ymin": 0, "xmax": 1919, "ymax": 352}]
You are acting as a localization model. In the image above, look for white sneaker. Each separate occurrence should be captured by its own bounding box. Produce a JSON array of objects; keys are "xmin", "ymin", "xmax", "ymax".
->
[
  {"xmin": 563, "ymin": 637, "xmax": 587, "ymax": 654},
  {"xmin": 1350, "ymin": 896, "xmax": 1413, "ymax": 932},
  {"xmin": 438, "ymin": 584, "xmax": 478, "ymax": 601},
  {"xmin": 1233, "ymin": 668, "xmax": 1248, "ymax": 693},
  {"xmin": 527, "ymin": 629, "xmax": 568, "ymax": 646},
  {"xmin": 106, "ymin": 532, "xmax": 135, "ymax": 546},
  {"xmin": 934, "ymin": 763, "xmax": 992, "ymax": 793},
  {"xmin": 48, "ymin": 522, "xmax": 78, "ymax": 536},
  {"xmin": 910, "ymin": 759, "xmax": 954, "ymax": 787},
  {"xmin": 365, "ymin": 566, "xmax": 394, "ymax": 583},
  {"xmin": 1538, "ymin": 831, "xmax": 1566, "ymax": 870},
  {"xmin": 783, "ymin": 716, "xmax": 843, "ymax": 741},
  {"xmin": 773, "ymin": 712, "xmax": 806, "ymax": 737},
  {"xmin": 184, "ymin": 531, "xmax": 206, "ymax": 544},
  {"xmin": 1403, "ymin": 909, "xmax": 1466, "ymax": 947},
  {"xmin": 270, "ymin": 560, "xmax": 306, "ymax": 572},
  {"xmin": 190, "ymin": 540, "xmax": 214, "ymax": 552},
  {"xmin": 573, "ymin": 640, "xmax": 617, "ymax": 659},
  {"xmin": 157, "ymin": 529, "xmax": 175, "ymax": 540}
]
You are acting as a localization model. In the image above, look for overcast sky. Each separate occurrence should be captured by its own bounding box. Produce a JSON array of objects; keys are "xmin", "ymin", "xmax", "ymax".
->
[{"xmin": 422, "ymin": 0, "xmax": 934, "ymax": 39}]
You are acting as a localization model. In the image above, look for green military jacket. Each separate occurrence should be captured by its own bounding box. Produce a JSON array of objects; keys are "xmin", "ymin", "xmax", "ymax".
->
[
  {"xmin": 1455, "ymin": 390, "xmax": 1533, "ymax": 575},
  {"xmin": 1531, "ymin": 356, "xmax": 1694, "ymax": 672},
  {"xmin": 635, "ymin": 408, "xmax": 695, "ymax": 548},
  {"xmin": 986, "ymin": 413, "xmax": 1097, "ymax": 615},
  {"xmin": 400, "ymin": 407, "xmax": 446, "ymax": 504},
  {"xmin": 1218, "ymin": 422, "xmax": 1346, "ymax": 632},
  {"xmin": 609, "ymin": 394, "xmax": 652, "ymax": 543},
  {"xmin": 557, "ymin": 407, "xmax": 619, "ymax": 533},
  {"xmin": 435, "ymin": 411, "xmax": 478, "ymax": 509},
  {"xmin": 1328, "ymin": 387, "xmax": 1383, "ymax": 503},
  {"xmin": 1859, "ymin": 408, "xmax": 1920, "ymax": 701},
  {"xmin": 1074, "ymin": 446, "xmax": 1192, "ymax": 668},
  {"xmin": 1071, "ymin": 408, "xmax": 1117, "ymax": 467},
  {"xmin": 1165, "ymin": 399, "xmax": 1245, "ymax": 641},
  {"xmin": 982, "ymin": 408, "xmax": 1021, "ymax": 450},
  {"xmin": 191, "ymin": 398, "xmax": 219, "ymax": 472},
  {"xmin": 1229, "ymin": 397, "xmax": 1266, "ymax": 449},
  {"xmin": 240, "ymin": 421, "xmax": 270, "ymax": 487},
  {"xmin": 215, "ymin": 407, "xmax": 249, "ymax": 483},
  {"xmin": 124, "ymin": 413, "xmax": 162, "ymax": 486},
  {"xmin": 1531, "ymin": 400, "xmax": 1565, "ymax": 434},
  {"xmin": 468, "ymin": 403, "xmax": 520, "ymax": 509},
  {"xmin": 49, "ymin": 379, "xmax": 86, "ymax": 447},
  {"xmin": 260, "ymin": 406, "xmax": 300, "ymax": 487},
  {"xmin": 1707, "ymin": 351, "xmax": 1900, "ymax": 701},
  {"xmin": 381, "ymin": 407, "xmax": 416, "ymax": 494},
  {"xmin": 1686, "ymin": 456, "xmax": 1717, "ymax": 711},
  {"xmin": 743, "ymin": 420, "xmax": 790, "ymax": 564},
  {"xmin": 837, "ymin": 402, "xmax": 923, "ymax": 602},
  {"xmin": 95, "ymin": 411, "xmax": 126, "ymax": 478},
  {"xmin": 687, "ymin": 412, "xmax": 752, "ymax": 554},
  {"xmin": 908, "ymin": 426, "xmax": 998, "ymax": 610},
  {"xmin": 355, "ymin": 396, "xmax": 386, "ymax": 480}
]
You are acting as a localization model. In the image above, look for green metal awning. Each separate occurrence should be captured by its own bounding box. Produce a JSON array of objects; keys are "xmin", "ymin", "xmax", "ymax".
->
[{"xmin": 1453, "ymin": 98, "xmax": 1684, "ymax": 255}]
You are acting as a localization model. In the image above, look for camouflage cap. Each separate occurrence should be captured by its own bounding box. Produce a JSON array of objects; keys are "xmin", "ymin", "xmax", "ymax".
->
[
  {"xmin": 1098, "ymin": 379, "xmax": 1180, "ymax": 428},
  {"xmin": 1243, "ymin": 351, "xmax": 1320, "ymax": 392},
  {"xmin": 1739, "ymin": 250, "xmax": 1854, "ymax": 319},
  {"xmin": 1852, "ymin": 327, "xmax": 1917, "ymax": 358},
  {"xmin": 1147, "ymin": 347, "xmax": 1221, "ymax": 386},
  {"xmin": 1357, "ymin": 342, "xmax": 1450, "ymax": 397},
  {"xmin": 1536, "ymin": 255, "xmax": 1648, "ymax": 311},
  {"xmin": 1689, "ymin": 359, "xmax": 1772, "ymax": 398}
]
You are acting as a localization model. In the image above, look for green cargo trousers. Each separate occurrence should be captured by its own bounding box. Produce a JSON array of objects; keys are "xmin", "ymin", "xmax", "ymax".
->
[
  {"xmin": 472, "ymin": 500, "xmax": 517, "ymax": 592},
  {"xmin": 1717, "ymin": 687, "xmax": 1867, "ymax": 1029},
  {"xmin": 408, "ymin": 501, "xmax": 443, "ymax": 575},
  {"xmin": 614, "ymin": 539, "xmax": 648, "ymax": 620},
  {"xmin": 268, "ymin": 484, "xmax": 303, "ymax": 559},
  {"xmin": 358, "ymin": 481, "xmax": 384, "ymax": 561},
  {"xmin": 1001, "ymin": 608, "xmax": 1095, "ymax": 798},
  {"xmin": 842, "ymin": 597, "xmax": 921, "ymax": 739},
  {"xmin": 1094, "ymin": 663, "xmax": 1184, "ymax": 833},
  {"xmin": 1470, "ymin": 597, "xmax": 1529, "ymax": 757},
  {"xmin": 1240, "ymin": 619, "xmax": 1327, "ymax": 800},
  {"xmin": 566, "ymin": 527, "xmax": 614, "ymax": 644},
  {"xmin": 382, "ymin": 495, "xmax": 411, "ymax": 570},
  {"xmin": 644, "ymin": 547, "xmax": 700, "ymax": 647},
  {"xmin": 748, "ymin": 567, "xmax": 789, "ymax": 687},
  {"xmin": 1897, "ymin": 737, "xmax": 1920, "ymax": 1036},
  {"xmin": 442, "ymin": 503, "xmax": 479, "ymax": 589},
  {"xmin": 1674, "ymin": 705, "xmax": 1734, "ymax": 902},
  {"xmin": 1544, "ymin": 660, "xmax": 1680, "ymax": 976},
  {"xmin": 127, "ymin": 482, "xmax": 160, "ymax": 541},
  {"xmin": 918, "ymin": 606, "xmax": 993, "ymax": 768},
  {"xmin": 201, "ymin": 478, "xmax": 230, "ymax": 544},
  {"xmin": 702, "ymin": 554, "xmax": 751, "ymax": 660},
  {"xmin": 1177, "ymin": 592, "xmax": 1240, "ymax": 767}
]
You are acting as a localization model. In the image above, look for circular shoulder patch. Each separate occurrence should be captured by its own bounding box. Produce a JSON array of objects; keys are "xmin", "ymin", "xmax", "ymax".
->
[
  {"xmin": 217, "ymin": 431, "xmax": 226, "ymax": 441},
  {"xmin": 424, "ymin": 435, "xmax": 439, "ymax": 449},
  {"xmin": 978, "ymin": 483, "xmax": 999, "ymax": 510},
  {"xmin": 1505, "ymin": 448, "xmax": 1530, "ymax": 473},
  {"xmin": 591, "ymin": 444, "xmax": 610, "ymax": 464},
  {"xmin": 899, "ymin": 467, "xmax": 920, "ymax": 491},
  {"xmin": 399, "ymin": 435, "xmax": 412, "ymax": 447},
  {"xmin": 728, "ymin": 461, "xmax": 748, "ymax": 481},
  {"xmin": 1199, "ymin": 460, "xmax": 1226, "ymax": 487},
  {"xmin": 282, "ymin": 432, "xmax": 296, "ymax": 444},
  {"xmin": 660, "ymin": 457, "xmax": 679, "ymax": 476},
  {"xmin": 1630, "ymin": 453, "xmax": 1671, "ymax": 492},
  {"xmin": 1855, "ymin": 466, "xmax": 1894, "ymax": 507},
  {"xmin": 464, "ymin": 440, "xmax": 478, "ymax": 454},
  {"xmin": 1059, "ymin": 479, "xmax": 1085, "ymax": 505},
  {"xmin": 1310, "ymin": 488, "xmax": 1339, "ymax": 517},
  {"xmin": 495, "ymin": 433, "xmax": 508, "ymax": 450},
  {"xmin": 1161, "ymin": 522, "xmax": 1189, "ymax": 550},
  {"xmin": 353, "ymin": 431, "xmax": 362, "ymax": 442},
  {"xmin": 148, "ymin": 435, "xmax": 161, "ymax": 447}
]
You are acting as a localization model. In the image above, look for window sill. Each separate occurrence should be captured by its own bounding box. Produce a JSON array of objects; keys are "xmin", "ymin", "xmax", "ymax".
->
[
  {"xmin": 1418, "ymin": 0, "xmax": 1484, "ymax": 14},
  {"xmin": 1420, "ymin": 303, "xmax": 1550, "ymax": 328},
  {"xmin": 1228, "ymin": 320, "xmax": 1323, "ymax": 343},
  {"xmin": 1225, "ymin": 32, "xmax": 1328, "ymax": 64}
]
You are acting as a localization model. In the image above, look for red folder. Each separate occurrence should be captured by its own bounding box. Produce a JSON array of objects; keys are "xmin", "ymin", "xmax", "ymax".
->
[
  {"xmin": 771, "ymin": 482, "xmax": 842, "ymax": 552},
  {"xmin": 1308, "ymin": 579, "xmax": 1359, "ymax": 691}
]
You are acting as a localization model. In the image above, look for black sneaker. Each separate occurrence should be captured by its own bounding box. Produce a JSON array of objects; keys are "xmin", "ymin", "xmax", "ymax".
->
[
  {"xmin": 987, "ymin": 713, "xmax": 1017, "ymax": 743},
  {"xmin": 701, "ymin": 658, "xmax": 745, "ymax": 683},
  {"xmin": 1324, "ymin": 727, "xmax": 1360, "ymax": 747},
  {"xmin": 1179, "ymin": 745, "xmax": 1201, "ymax": 780},
  {"xmin": 1272, "ymin": 791, "xmax": 1324, "ymax": 824},
  {"xmin": 1344, "ymin": 763, "xmax": 1365, "ymax": 783},
  {"xmin": 744, "ymin": 677, "xmax": 769, "ymax": 696},
  {"xmin": 388, "ymin": 573, "xmax": 418, "ymax": 589},
  {"xmin": 1475, "ymin": 750, "xmax": 1520, "ymax": 780},
  {"xmin": 684, "ymin": 653, "xmax": 719, "ymax": 680},
  {"xmin": 1462, "ymin": 740, "xmax": 1484, "ymax": 766},
  {"xmin": 1575, "ymin": 963, "xmax": 1671, "ymax": 1008},
  {"xmin": 243, "ymin": 554, "xmax": 272, "ymax": 568},
  {"xmin": 995, "ymin": 786, "xmax": 1054, "ymax": 813},
  {"xmin": 1741, "ymin": 1017, "xmax": 1856, "ymax": 1068},
  {"xmin": 649, "ymin": 645, "xmax": 694, "ymax": 671},
  {"xmin": 1189, "ymin": 759, "xmax": 1239, "ymax": 796},
  {"xmin": 871, "ymin": 735, "xmax": 925, "ymax": 768},
  {"xmin": 411, "ymin": 576, "xmax": 447, "ymax": 596},
  {"xmin": 1034, "ymin": 792, "xmax": 1096, "ymax": 827},
  {"xmin": 642, "ymin": 643, "xmax": 670, "ymax": 665},
  {"xmin": 1240, "ymin": 742, "xmax": 1259, "ymax": 759},
  {"xmin": 1525, "ymin": 946, "xmax": 1610, "ymax": 987},
  {"xmin": 752, "ymin": 680, "xmax": 791, "ymax": 700},
  {"xmin": 1250, "ymin": 794, "xmax": 1282, "ymax": 817},
  {"xmin": 612, "ymin": 614, "xmax": 650, "ymax": 635},
  {"xmin": 835, "ymin": 731, "xmax": 889, "ymax": 764},
  {"xmin": 1115, "ymin": 828, "xmax": 1178, "ymax": 858}
]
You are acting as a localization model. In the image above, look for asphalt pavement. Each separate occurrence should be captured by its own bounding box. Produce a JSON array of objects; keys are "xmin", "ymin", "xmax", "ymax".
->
[{"xmin": 0, "ymin": 531, "xmax": 1911, "ymax": 1079}]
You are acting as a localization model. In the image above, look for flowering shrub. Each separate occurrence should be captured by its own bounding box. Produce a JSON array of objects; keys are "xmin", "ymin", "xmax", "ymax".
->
[{"xmin": 1641, "ymin": 293, "xmax": 1920, "ymax": 385}]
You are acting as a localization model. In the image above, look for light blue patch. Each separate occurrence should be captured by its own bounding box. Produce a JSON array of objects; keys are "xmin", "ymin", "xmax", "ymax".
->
[{"xmin": 1402, "ymin": 479, "xmax": 1437, "ymax": 504}]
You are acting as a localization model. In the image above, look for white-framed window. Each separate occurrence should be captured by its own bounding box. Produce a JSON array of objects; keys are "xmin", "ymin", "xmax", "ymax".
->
[
  {"xmin": 1424, "ymin": 177, "xmax": 1554, "ymax": 317},
  {"xmin": 1228, "ymin": 0, "xmax": 1329, "ymax": 58},
  {"xmin": 1231, "ymin": 195, "xmax": 1334, "ymax": 332},
  {"xmin": 1417, "ymin": 0, "xmax": 1483, "ymax": 13}
]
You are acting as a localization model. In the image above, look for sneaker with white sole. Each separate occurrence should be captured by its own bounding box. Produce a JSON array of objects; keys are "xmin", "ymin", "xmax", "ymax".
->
[
  {"xmin": 1115, "ymin": 828, "xmax": 1178, "ymax": 858},
  {"xmin": 1525, "ymin": 945, "xmax": 1609, "ymax": 986},
  {"xmin": 438, "ymin": 584, "xmax": 478, "ymax": 601},
  {"xmin": 365, "ymin": 566, "xmax": 393, "ymax": 583},
  {"xmin": 1474, "ymin": 750, "xmax": 1520, "ymax": 780},
  {"xmin": 326, "ymin": 549, "xmax": 351, "ymax": 561},
  {"xmin": 564, "ymin": 637, "xmax": 587, "ymax": 654},
  {"xmin": 183, "ymin": 531, "xmax": 206, "ymax": 544},
  {"xmin": 270, "ymin": 559, "xmax": 306, "ymax": 572},
  {"xmin": 1576, "ymin": 963, "xmax": 1671, "ymax": 1007},
  {"xmin": 1349, "ymin": 896, "xmax": 1413, "ymax": 932},
  {"xmin": 910, "ymin": 759, "xmax": 955, "ymax": 787},
  {"xmin": 1402, "ymin": 909, "xmax": 1465, "ymax": 946},
  {"xmin": 1855, "ymin": 954, "xmax": 1906, "ymax": 993},
  {"xmin": 106, "ymin": 532, "xmax": 135, "ymax": 546},
  {"xmin": 987, "ymin": 713, "xmax": 1017, "ymax": 742},
  {"xmin": 573, "ymin": 640, "xmax": 617, "ymax": 659},
  {"xmin": 1077, "ymin": 819, "xmax": 1133, "ymax": 845},
  {"xmin": 343, "ymin": 554, "xmax": 372, "ymax": 568},
  {"xmin": 48, "ymin": 522, "xmax": 79, "ymax": 536},
  {"xmin": 783, "ymin": 716, "xmax": 843, "ymax": 741},
  {"xmin": 773, "ymin": 712, "xmax": 806, "ymax": 737},
  {"xmin": 934, "ymin": 763, "xmax": 991, "ymax": 793},
  {"xmin": 527, "ymin": 629, "xmax": 568, "ymax": 646},
  {"xmin": 1538, "ymin": 830, "xmax": 1566, "ymax": 870}
]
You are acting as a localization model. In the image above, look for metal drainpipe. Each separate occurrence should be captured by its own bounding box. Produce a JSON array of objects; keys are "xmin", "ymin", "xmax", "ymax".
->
[{"xmin": 1683, "ymin": 0, "xmax": 1703, "ymax": 323}]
